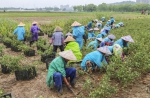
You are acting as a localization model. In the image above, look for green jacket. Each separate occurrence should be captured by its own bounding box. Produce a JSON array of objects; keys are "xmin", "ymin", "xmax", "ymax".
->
[
  {"xmin": 65, "ymin": 41, "xmax": 82, "ymax": 60},
  {"xmin": 46, "ymin": 56, "xmax": 66, "ymax": 87}
]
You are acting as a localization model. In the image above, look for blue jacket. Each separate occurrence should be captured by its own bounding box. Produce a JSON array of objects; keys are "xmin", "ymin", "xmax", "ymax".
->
[
  {"xmin": 101, "ymin": 17, "xmax": 105, "ymax": 22},
  {"xmin": 110, "ymin": 18, "xmax": 115, "ymax": 23},
  {"xmin": 87, "ymin": 21, "xmax": 92, "ymax": 29},
  {"xmin": 73, "ymin": 26, "xmax": 85, "ymax": 42},
  {"xmin": 87, "ymin": 40, "xmax": 98, "ymax": 50},
  {"xmin": 115, "ymin": 24, "xmax": 120, "ymax": 28},
  {"xmin": 81, "ymin": 51, "xmax": 108, "ymax": 71},
  {"xmin": 13, "ymin": 26, "xmax": 25, "ymax": 40},
  {"xmin": 114, "ymin": 39, "xmax": 129, "ymax": 48},
  {"xmin": 88, "ymin": 32, "xmax": 95, "ymax": 39}
]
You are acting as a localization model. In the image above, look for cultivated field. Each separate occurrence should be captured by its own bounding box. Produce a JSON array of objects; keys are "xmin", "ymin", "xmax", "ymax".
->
[{"xmin": 0, "ymin": 12, "xmax": 150, "ymax": 98}]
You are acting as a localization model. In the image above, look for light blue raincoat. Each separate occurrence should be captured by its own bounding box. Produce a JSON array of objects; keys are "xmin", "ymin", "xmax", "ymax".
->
[
  {"xmin": 81, "ymin": 51, "xmax": 108, "ymax": 71},
  {"xmin": 73, "ymin": 26, "xmax": 85, "ymax": 49},
  {"xmin": 88, "ymin": 31, "xmax": 95, "ymax": 39},
  {"xmin": 114, "ymin": 39, "xmax": 129, "ymax": 48},
  {"xmin": 13, "ymin": 26, "xmax": 25, "ymax": 40}
]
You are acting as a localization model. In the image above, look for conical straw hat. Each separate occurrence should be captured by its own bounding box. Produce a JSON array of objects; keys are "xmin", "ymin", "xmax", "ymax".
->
[
  {"xmin": 108, "ymin": 34, "xmax": 116, "ymax": 40},
  {"xmin": 96, "ymin": 38, "xmax": 103, "ymax": 42},
  {"xmin": 32, "ymin": 21, "xmax": 38, "ymax": 24},
  {"xmin": 97, "ymin": 46, "xmax": 112, "ymax": 55},
  {"xmin": 71, "ymin": 21, "xmax": 81, "ymax": 27},
  {"xmin": 64, "ymin": 36, "xmax": 75, "ymax": 43},
  {"xmin": 18, "ymin": 22, "xmax": 25, "ymax": 26},
  {"xmin": 94, "ymin": 27, "xmax": 99, "ymax": 31},
  {"xmin": 121, "ymin": 35, "xmax": 134, "ymax": 43},
  {"xmin": 54, "ymin": 26, "xmax": 63, "ymax": 32},
  {"xmin": 66, "ymin": 32, "xmax": 72, "ymax": 36},
  {"xmin": 59, "ymin": 50, "xmax": 77, "ymax": 61}
]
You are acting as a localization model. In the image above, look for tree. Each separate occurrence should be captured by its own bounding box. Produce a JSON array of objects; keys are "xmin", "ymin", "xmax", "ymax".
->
[
  {"xmin": 85, "ymin": 4, "xmax": 97, "ymax": 12},
  {"xmin": 77, "ymin": 5, "xmax": 83, "ymax": 12},
  {"xmin": 73, "ymin": 6, "xmax": 77, "ymax": 12}
]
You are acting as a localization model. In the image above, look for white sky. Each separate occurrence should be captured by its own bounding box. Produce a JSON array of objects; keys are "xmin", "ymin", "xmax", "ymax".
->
[{"xmin": 0, "ymin": 0, "xmax": 136, "ymax": 8}]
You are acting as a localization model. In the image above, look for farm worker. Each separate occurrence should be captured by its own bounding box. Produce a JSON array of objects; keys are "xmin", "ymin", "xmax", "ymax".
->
[
  {"xmin": 13, "ymin": 22, "xmax": 25, "ymax": 41},
  {"xmin": 118, "ymin": 22, "xmax": 124, "ymax": 27},
  {"xmin": 86, "ymin": 20, "xmax": 95, "ymax": 30},
  {"xmin": 71, "ymin": 21, "xmax": 86, "ymax": 50},
  {"xmin": 65, "ymin": 32, "xmax": 72, "ymax": 39},
  {"xmin": 81, "ymin": 47, "xmax": 111, "ymax": 74},
  {"xmin": 101, "ymin": 17, "xmax": 105, "ymax": 22},
  {"xmin": 30, "ymin": 21, "xmax": 42, "ymax": 46},
  {"xmin": 106, "ymin": 20, "xmax": 111, "ymax": 26},
  {"xmin": 114, "ymin": 35, "xmax": 134, "ymax": 58},
  {"xmin": 110, "ymin": 16, "xmax": 115, "ymax": 28},
  {"xmin": 87, "ymin": 38, "xmax": 104, "ymax": 50},
  {"xmin": 115, "ymin": 24, "xmax": 120, "ymax": 28},
  {"xmin": 94, "ymin": 19, "xmax": 98, "ymax": 23},
  {"xmin": 102, "ymin": 34, "xmax": 116, "ymax": 46},
  {"xmin": 50, "ymin": 26, "xmax": 64, "ymax": 52},
  {"xmin": 96, "ymin": 26, "xmax": 110, "ymax": 38},
  {"xmin": 64, "ymin": 36, "xmax": 82, "ymax": 60},
  {"xmin": 46, "ymin": 50, "xmax": 77, "ymax": 94},
  {"xmin": 114, "ymin": 35, "xmax": 134, "ymax": 48},
  {"xmin": 88, "ymin": 28, "xmax": 95, "ymax": 40},
  {"xmin": 95, "ymin": 21, "xmax": 102, "ymax": 29},
  {"xmin": 96, "ymin": 32, "xmax": 106, "ymax": 39}
]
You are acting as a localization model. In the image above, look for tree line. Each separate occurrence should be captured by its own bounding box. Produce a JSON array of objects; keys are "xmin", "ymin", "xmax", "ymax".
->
[{"xmin": 73, "ymin": 3, "xmax": 150, "ymax": 12}]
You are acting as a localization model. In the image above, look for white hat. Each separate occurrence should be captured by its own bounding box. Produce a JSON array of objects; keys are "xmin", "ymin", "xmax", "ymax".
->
[
  {"xmin": 121, "ymin": 35, "xmax": 134, "ymax": 43},
  {"xmin": 108, "ymin": 20, "xmax": 110, "ymax": 21},
  {"xmin": 54, "ymin": 26, "xmax": 63, "ymax": 32},
  {"xmin": 32, "ymin": 21, "xmax": 38, "ymax": 24},
  {"xmin": 59, "ymin": 50, "xmax": 77, "ymax": 61},
  {"xmin": 94, "ymin": 27, "xmax": 99, "ymax": 31},
  {"xmin": 96, "ymin": 38, "xmax": 103, "ymax": 42},
  {"xmin": 18, "ymin": 22, "xmax": 25, "ymax": 26},
  {"xmin": 64, "ymin": 36, "xmax": 75, "ymax": 43},
  {"xmin": 66, "ymin": 32, "xmax": 72, "ymax": 36},
  {"xmin": 108, "ymin": 34, "xmax": 116, "ymax": 40},
  {"xmin": 71, "ymin": 21, "xmax": 81, "ymax": 27},
  {"xmin": 97, "ymin": 46, "xmax": 112, "ymax": 55},
  {"xmin": 89, "ymin": 28, "xmax": 93, "ymax": 31}
]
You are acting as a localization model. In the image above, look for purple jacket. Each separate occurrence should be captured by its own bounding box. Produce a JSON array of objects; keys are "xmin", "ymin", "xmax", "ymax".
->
[
  {"xmin": 30, "ymin": 24, "xmax": 41, "ymax": 41},
  {"xmin": 52, "ymin": 32, "xmax": 64, "ymax": 46}
]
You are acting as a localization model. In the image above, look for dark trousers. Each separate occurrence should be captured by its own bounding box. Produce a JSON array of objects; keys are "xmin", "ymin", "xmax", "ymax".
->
[
  {"xmin": 53, "ymin": 68, "xmax": 76, "ymax": 91},
  {"xmin": 53, "ymin": 45, "xmax": 64, "ymax": 52},
  {"xmin": 30, "ymin": 40, "xmax": 37, "ymax": 47}
]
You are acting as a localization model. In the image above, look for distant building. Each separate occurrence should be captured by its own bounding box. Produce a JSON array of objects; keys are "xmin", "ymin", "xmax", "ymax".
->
[{"xmin": 136, "ymin": 0, "xmax": 150, "ymax": 4}]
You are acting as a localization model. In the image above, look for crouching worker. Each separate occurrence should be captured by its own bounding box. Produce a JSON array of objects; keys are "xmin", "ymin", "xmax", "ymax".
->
[
  {"xmin": 46, "ymin": 50, "xmax": 77, "ymax": 94},
  {"xmin": 103, "ymin": 34, "xmax": 116, "ymax": 46},
  {"xmin": 64, "ymin": 36, "xmax": 82, "ymax": 61},
  {"xmin": 87, "ymin": 38, "xmax": 104, "ymax": 50},
  {"xmin": 81, "ymin": 47, "xmax": 111, "ymax": 74}
]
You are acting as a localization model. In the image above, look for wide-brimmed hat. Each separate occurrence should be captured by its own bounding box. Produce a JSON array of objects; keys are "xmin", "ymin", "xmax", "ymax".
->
[
  {"xmin": 94, "ymin": 27, "xmax": 99, "ymax": 31},
  {"xmin": 64, "ymin": 36, "xmax": 75, "ymax": 43},
  {"xmin": 121, "ymin": 35, "xmax": 134, "ymax": 43},
  {"xmin": 108, "ymin": 34, "xmax": 116, "ymax": 40},
  {"xmin": 54, "ymin": 26, "xmax": 63, "ymax": 32},
  {"xmin": 32, "ymin": 21, "xmax": 38, "ymax": 24},
  {"xmin": 71, "ymin": 21, "xmax": 81, "ymax": 27},
  {"xmin": 18, "ymin": 22, "xmax": 25, "ymax": 26},
  {"xmin": 99, "ymin": 21, "xmax": 102, "ymax": 23},
  {"xmin": 108, "ymin": 20, "xmax": 110, "ymax": 21},
  {"xmin": 59, "ymin": 50, "xmax": 77, "ymax": 61},
  {"xmin": 66, "ymin": 32, "xmax": 72, "ymax": 36},
  {"xmin": 97, "ymin": 46, "xmax": 112, "ymax": 55},
  {"xmin": 95, "ymin": 19, "xmax": 98, "ymax": 22},
  {"xmin": 96, "ymin": 38, "xmax": 103, "ymax": 42},
  {"xmin": 89, "ymin": 28, "xmax": 93, "ymax": 31}
]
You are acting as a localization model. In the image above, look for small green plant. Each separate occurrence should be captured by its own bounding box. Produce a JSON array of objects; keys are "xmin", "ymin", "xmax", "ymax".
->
[
  {"xmin": 3, "ymin": 37, "xmax": 12, "ymax": 43},
  {"xmin": 83, "ymin": 78, "xmax": 92, "ymax": 90},
  {"xmin": 89, "ymin": 75, "xmax": 116, "ymax": 98},
  {"xmin": 18, "ymin": 44, "xmax": 33, "ymax": 52},
  {"xmin": 0, "ymin": 45, "xmax": 4, "ymax": 56}
]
